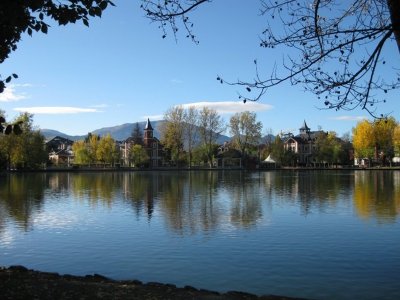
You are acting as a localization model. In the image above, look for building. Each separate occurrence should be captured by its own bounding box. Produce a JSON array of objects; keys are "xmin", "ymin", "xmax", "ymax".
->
[
  {"xmin": 46, "ymin": 136, "xmax": 74, "ymax": 166},
  {"xmin": 283, "ymin": 121, "xmax": 326, "ymax": 166},
  {"xmin": 121, "ymin": 119, "xmax": 165, "ymax": 167}
]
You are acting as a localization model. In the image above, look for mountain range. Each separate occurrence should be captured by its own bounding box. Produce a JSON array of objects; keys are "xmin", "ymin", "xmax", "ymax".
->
[{"xmin": 41, "ymin": 120, "xmax": 231, "ymax": 144}]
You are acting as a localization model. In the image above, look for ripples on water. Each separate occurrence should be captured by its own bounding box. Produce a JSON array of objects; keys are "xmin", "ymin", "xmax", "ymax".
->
[{"xmin": 0, "ymin": 170, "xmax": 399, "ymax": 300}]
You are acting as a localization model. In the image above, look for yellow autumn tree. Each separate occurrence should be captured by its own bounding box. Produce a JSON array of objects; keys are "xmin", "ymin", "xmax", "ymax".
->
[
  {"xmin": 352, "ymin": 120, "xmax": 375, "ymax": 159},
  {"xmin": 373, "ymin": 117, "xmax": 397, "ymax": 158},
  {"xmin": 393, "ymin": 124, "xmax": 400, "ymax": 157}
]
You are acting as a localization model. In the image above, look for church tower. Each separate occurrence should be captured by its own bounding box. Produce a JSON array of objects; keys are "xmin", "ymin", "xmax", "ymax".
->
[{"xmin": 144, "ymin": 118, "xmax": 153, "ymax": 147}]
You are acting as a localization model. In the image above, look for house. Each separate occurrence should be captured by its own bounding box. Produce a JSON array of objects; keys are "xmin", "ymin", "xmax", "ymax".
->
[
  {"xmin": 46, "ymin": 136, "xmax": 74, "ymax": 166},
  {"xmin": 216, "ymin": 142, "xmax": 242, "ymax": 168},
  {"xmin": 121, "ymin": 119, "xmax": 166, "ymax": 167},
  {"xmin": 283, "ymin": 121, "xmax": 325, "ymax": 166}
]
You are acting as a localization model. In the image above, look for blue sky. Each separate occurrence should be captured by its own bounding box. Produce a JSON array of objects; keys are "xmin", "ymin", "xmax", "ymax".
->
[{"xmin": 0, "ymin": 0, "xmax": 398, "ymax": 137}]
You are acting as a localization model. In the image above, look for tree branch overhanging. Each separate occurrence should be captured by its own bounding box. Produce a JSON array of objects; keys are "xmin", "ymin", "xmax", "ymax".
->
[{"xmin": 141, "ymin": 0, "xmax": 399, "ymax": 118}]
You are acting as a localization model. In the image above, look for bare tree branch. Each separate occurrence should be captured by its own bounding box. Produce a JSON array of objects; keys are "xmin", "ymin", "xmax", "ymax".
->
[{"xmin": 141, "ymin": 0, "xmax": 400, "ymax": 118}]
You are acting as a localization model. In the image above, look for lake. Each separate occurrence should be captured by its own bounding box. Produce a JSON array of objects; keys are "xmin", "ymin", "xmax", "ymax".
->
[{"xmin": 0, "ymin": 170, "xmax": 399, "ymax": 299}]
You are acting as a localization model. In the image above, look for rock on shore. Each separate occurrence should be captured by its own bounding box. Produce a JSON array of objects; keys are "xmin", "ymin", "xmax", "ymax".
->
[{"xmin": 0, "ymin": 266, "xmax": 307, "ymax": 300}]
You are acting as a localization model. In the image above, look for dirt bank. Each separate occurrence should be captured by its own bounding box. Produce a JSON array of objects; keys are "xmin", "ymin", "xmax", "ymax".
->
[{"xmin": 0, "ymin": 266, "xmax": 307, "ymax": 300}]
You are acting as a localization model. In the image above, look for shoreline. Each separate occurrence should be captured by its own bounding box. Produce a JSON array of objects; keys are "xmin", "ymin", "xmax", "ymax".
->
[
  {"xmin": 3, "ymin": 165, "xmax": 400, "ymax": 173},
  {"xmin": 0, "ymin": 266, "xmax": 308, "ymax": 300}
]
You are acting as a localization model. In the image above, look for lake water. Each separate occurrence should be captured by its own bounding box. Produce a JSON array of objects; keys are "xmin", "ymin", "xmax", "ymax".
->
[{"xmin": 0, "ymin": 170, "xmax": 399, "ymax": 299}]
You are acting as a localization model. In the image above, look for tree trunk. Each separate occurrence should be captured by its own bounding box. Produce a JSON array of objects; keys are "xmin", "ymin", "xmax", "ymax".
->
[{"xmin": 388, "ymin": 0, "xmax": 400, "ymax": 53}]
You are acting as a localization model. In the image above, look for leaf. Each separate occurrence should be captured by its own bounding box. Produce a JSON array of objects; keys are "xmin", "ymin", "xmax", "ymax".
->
[
  {"xmin": 27, "ymin": 27, "xmax": 33, "ymax": 36},
  {"xmin": 12, "ymin": 73, "xmax": 18, "ymax": 79},
  {"xmin": 99, "ymin": 1, "xmax": 108, "ymax": 10},
  {"xmin": 5, "ymin": 76, "xmax": 12, "ymax": 83},
  {"xmin": 41, "ymin": 23, "xmax": 48, "ymax": 34},
  {"xmin": 0, "ymin": 116, "xmax": 5, "ymax": 123},
  {"xmin": 246, "ymin": 87, "xmax": 251, "ymax": 92},
  {"xmin": 13, "ymin": 124, "xmax": 23, "ymax": 135},
  {"xmin": 5, "ymin": 125, "xmax": 12, "ymax": 135},
  {"xmin": 83, "ymin": 18, "xmax": 89, "ymax": 27}
]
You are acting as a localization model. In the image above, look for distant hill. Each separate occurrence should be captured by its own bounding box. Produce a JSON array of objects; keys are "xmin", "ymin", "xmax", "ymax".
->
[{"xmin": 42, "ymin": 120, "xmax": 231, "ymax": 144}]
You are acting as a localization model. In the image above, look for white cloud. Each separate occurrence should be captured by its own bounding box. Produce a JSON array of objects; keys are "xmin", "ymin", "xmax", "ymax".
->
[
  {"xmin": 330, "ymin": 115, "xmax": 366, "ymax": 121},
  {"xmin": 0, "ymin": 84, "xmax": 28, "ymax": 102},
  {"xmin": 180, "ymin": 101, "xmax": 273, "ymax": 114},
  {"xmin": 14, "ymin": 106, "xmax": 101, "ymax": 114}
]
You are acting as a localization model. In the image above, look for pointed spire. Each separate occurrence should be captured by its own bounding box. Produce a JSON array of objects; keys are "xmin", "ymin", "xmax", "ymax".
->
[
  {"xmin": 144, "ymin": 118, "xmax": 153, "ymax": 130},
  {"xmin": 299, "ymin": 120, "xmax": 310, "ymax": 134}
]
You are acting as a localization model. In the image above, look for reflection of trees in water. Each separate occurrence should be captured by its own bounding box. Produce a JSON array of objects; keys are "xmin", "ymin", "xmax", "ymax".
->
[
  {"xmin": 122, "ymin": 172, "xmax": 157, "ymax": 220},
  {"xmin": 4, "ymin": 171, "xmax": 396, "ymax": 236},
  {"xmin": 264, "ymin": 171, "xmax": 353, "ymax": 215},
  {"xmin": 354, "ymin": 171, "xmax": 400, "ymax": 223},
  {"xmin": 159, "ymin": 171, "xmax": 221, "ymax": 234},
  {"xmin": 71, "ymin": 172, "xmax": 124, "ymax": 207},
  {"xmin": 0, "ymin": 173, "xmax": 46, "ymax": 231},
  {"xmin": 220, "ymin": 171, "xmax": 263, "ymax": 228},
  {"xmin": 120, "ymin": 171, "xmax": 265, "ymax": 233}
]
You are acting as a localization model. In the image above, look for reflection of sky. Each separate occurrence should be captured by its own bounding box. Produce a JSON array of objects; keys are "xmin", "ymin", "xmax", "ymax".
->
[{"xmin": 0, "ymin": 227, "xmax": 16, "ymax": 247}]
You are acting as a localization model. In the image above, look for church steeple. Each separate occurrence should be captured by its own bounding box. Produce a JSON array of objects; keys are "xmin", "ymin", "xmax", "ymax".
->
[
  {"xmin": 299, "ymin": 120, "xmax": 310, "ymax": 135},
  {"xmin": 144, "ymin": 118, "xmax": 153, "ymax": 146},
  {"xmin": 144, "ymin": 118, "xmax": 153, "ymax": 130}
]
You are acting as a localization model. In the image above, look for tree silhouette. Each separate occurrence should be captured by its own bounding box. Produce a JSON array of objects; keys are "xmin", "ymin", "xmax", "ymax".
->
[
  {"xmin": 141, "ymin": 0, "xmax": 400, "ymax": 117},
  {"xmin": 0, "ymin": 0, "xmax": 115, "ymax": 92}
]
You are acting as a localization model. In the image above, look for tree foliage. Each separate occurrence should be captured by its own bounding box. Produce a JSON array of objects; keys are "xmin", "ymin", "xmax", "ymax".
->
[
  {"xmin": 73, "ymin": 133, "xmax": 119, "ymax": 165},
  {"xmin": 96, "ymin": 133, "xmax": 119, "ymax": 165},
  {"xmin": 160, "ymin": 106, "xmax": 185, "ymax": 164},
  {"xmin": 183, "ymin": 106, "xmax": 199, "ymax": 167},
  {"xmin": 129, "ymin": 144, "xmax": 149, "ymax": 167},
  {"xmin": 198, "ymin": 107, "xmax": 225, "ymax": 167},
  {"xmin": 229, "ymin": 111, "xmax": 262, "ymax": 157},
  {"xmin": 314, "ymin": 131, "xmax": 344, "ymax": 166},
  {"xmin": 0, "ymin": 112, "xmax": 47, "ymax": 169},
  {"xmin": 353, "ymin": 117, "xmax": 398, "ymax": 163},
  {"xmin": 141, "ymin": 0, "xmax": 400, "ymax": 117},
  {"xmin": 0, "ymin": 0, "xmax": 115, "ymax": 92},
  {"xmin": 131, "ymin": 122, "xmax": 143, "ymax": 145},
  {"xmin": 0, "ymin": 111, "xmax": 23, "ymax": 135}
]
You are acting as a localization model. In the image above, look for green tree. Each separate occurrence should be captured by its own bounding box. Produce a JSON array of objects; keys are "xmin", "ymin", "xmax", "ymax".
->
[
  {"xmin": 141, "ymin": 0, "xmax": 400, "ymax": 116},
  {"xmin": 96, "ymin": 134, "xmax": 118, "ymax": 166},
  {"xmin": 160, "ymin": 106, "xmax": 185, "ymax": 165},
  {"xmin": 373, "ymin": 117, "xmax": 397, "ymax": 164},
  {"xmin": 131, "ymin": 122, "xmax": 143, "ymax": 145},
  {"xmin": 229, "ymin": 111, "xmax": 262, "ymax": 158},
  {"xmin": 0, "ymin": 112, "xmax": 46, "ymax": 169},
  {"xmin": 86, "ymin": 133, "xmax": 100, "ymax": 164},
  {"xmin": 72, "ymin": 140, "xmax": 90, "ymax": 165},
  {"xmin": 129, "ymin": 144, "xmax": 149, "ymax": 167},
  {"xmin": 183, "ymin": 106, "xmax": 199, "ymax": 167},
  {"xmin": 0, "ymin": 0, "xmax": 115, "ymax": 92},
  {"xmin": 270, "ymin": 135, "xmax": 284, "ymax": 165},
  {"xmin": 198, "ymin": 107, "xmax": 225, "ymax": 167},
  {"xmin": 314, "ymin": 131, "xmax": 344, "ymax": 167}
]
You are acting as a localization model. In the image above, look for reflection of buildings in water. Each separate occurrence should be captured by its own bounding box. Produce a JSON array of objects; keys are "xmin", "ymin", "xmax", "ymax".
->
[
  {"xmin": 121, "ymin": 172, "xmax": 158, "ymax": 220},
  {"xmin": 47, "ymin": 173, "xmax": 72, "ymax": 193},
  {"xmin": 263, "ymin": 171, "xmax": 352, "ymax": 216}
]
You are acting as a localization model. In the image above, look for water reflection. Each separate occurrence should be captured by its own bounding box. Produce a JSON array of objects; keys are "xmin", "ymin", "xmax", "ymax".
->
[
  {"xmin": 0, "ymin": 171, "xmax": 399, "ymax": 234},
  {"xmin": 353, "ymin": 171, "xmax": 400, "ymax": 223}
]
